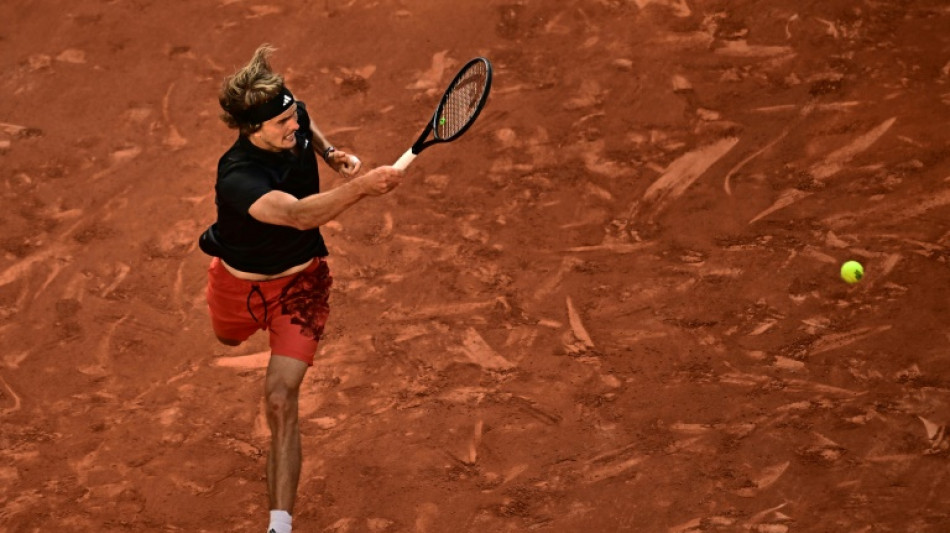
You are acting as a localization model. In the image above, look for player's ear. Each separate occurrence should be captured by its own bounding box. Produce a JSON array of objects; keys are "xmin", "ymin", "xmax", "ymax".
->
[{"xmin": 295, "ymin": 101, "xmax": 312, "ymax": 130}]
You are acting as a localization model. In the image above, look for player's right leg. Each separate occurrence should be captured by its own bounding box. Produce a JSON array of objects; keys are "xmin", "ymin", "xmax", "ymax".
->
[
  {"xmin": 206, "ymin": 258, "xmax": 263, "ymax": 345},
  {"xmin": 215, "ymin": 335, "xmax": 243, "ymax": 346}
]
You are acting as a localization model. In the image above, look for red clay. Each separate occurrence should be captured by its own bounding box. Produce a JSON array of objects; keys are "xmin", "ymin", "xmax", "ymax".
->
[{"xmin": 1, "ymin": 1, "xmax": 949, "ymax": 531}]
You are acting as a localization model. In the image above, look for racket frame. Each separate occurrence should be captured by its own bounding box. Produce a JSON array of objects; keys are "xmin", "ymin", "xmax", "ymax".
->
[{"xmin": 394, "ymin": 57, "xmax": 492, "ymax": 169}]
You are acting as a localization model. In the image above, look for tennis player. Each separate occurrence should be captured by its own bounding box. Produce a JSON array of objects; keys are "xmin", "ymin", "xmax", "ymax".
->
[{"xmin": 199, "ymin": 44, "xmax": 402, "ymax": 533}]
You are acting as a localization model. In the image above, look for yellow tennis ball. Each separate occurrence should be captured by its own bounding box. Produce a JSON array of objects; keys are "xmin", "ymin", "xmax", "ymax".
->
[{"xmin": 840, "ymin": 260, "xmax": 864, "ymax": 284}]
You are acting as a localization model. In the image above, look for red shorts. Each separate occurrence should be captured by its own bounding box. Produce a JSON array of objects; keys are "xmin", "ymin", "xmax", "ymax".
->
[{"xmin": 206, "ymin": 257, "xmax": 332, "ymax": 366}]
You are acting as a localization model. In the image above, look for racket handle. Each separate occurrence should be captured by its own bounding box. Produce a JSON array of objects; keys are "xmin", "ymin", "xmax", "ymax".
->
[{"xmin": 393, "ymin": 149, "xmax": 416, "ymax": 170}]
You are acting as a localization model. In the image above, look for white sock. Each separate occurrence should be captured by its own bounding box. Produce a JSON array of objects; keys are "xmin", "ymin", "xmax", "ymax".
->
[{"xmin": 268, "ymin": 510, "xmax": 292, "ymax": 533}]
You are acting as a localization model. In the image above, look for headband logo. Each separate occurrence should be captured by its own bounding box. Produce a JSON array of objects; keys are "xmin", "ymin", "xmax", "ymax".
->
[{"xmin": 234, "ymin": 86, "xmax": 295, "ymax": 125}]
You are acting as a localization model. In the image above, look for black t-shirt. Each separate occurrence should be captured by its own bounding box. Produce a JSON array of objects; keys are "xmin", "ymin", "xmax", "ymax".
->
[{"xmin": 201, "ymin": 102, "xmax": 329, "ymax": 274}]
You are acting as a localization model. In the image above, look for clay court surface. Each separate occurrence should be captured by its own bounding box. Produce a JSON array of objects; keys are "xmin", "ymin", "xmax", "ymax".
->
[{"xmin": 2, "ymin": 1, "xmax": 950, "ymax": 531}]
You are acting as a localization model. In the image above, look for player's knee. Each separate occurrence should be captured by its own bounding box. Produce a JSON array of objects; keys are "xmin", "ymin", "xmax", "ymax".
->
[
  {"xmin": 215, "ymin": 334, "xmax": 243, "ymax": 346},
  {"xmin": 265, "ymin": 386, "xmax": 298, "ymax": 420}
]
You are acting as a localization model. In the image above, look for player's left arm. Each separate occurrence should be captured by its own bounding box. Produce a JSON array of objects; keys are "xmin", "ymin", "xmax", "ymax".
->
[{"xmin": 309, "ymin": 121, "xmax": 361, "ymax": 187}]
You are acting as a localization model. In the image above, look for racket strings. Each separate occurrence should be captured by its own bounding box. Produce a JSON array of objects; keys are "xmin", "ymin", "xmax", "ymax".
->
[{"xmin": 437, "ymin": 62, "xmax": 488, "ymax": 139}]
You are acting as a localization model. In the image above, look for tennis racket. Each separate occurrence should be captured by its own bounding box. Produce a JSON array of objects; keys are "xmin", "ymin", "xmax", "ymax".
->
[{"xmin": 393, "ymin": 57, "xmax": 493, "ymax": 170}]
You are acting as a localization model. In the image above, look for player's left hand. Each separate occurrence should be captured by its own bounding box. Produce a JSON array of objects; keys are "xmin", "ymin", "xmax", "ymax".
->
[{"xmin": 327, "ymin": 150, "xmax": 362, "ymax": 178}]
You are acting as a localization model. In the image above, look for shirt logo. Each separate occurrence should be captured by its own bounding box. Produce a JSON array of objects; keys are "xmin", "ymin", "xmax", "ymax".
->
[{"xmin": 283, "ymin": 95, "xmax": 292, "ymax": 106}]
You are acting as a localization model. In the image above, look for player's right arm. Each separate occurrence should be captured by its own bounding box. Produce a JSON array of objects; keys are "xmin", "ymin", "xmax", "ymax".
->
[{"xmin": 247, "ymin": 166, "xmax": 403, "ymax": 230}]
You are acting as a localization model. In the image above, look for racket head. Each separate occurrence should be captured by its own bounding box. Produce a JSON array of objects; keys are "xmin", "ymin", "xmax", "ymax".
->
[{"xmin": 431, "ymin": 57, "xmax": 492, "ymax": 142}]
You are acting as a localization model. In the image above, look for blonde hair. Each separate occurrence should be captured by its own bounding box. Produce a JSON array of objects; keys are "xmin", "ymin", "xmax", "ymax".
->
[{"xmin": 219, "ymin": 44, "xmax": 285, "ymax": 135}]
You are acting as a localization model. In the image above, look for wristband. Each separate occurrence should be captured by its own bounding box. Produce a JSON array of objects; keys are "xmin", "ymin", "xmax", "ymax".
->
[{"xmin": 322, "ymin": 146, "xmax": 336, "ymax": 161}]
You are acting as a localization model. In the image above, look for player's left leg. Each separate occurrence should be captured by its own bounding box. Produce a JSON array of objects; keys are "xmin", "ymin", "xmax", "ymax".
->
[
  {"xmin": 260, "ymin": 257, "xmax": 331, "ymax": 532},
  {"xmin": 264, "ymin": 355, "xmax": 308, "ymax": 532}
]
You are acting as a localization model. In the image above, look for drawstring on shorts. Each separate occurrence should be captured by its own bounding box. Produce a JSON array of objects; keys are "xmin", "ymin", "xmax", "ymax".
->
[{"xmin": 246, "ymin": 284, "xmax": 268, "ymax": 324}]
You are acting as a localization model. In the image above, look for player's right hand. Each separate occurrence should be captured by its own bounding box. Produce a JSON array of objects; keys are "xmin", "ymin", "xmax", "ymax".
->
[{"xmin": 357, "ymin": 166, "xmax": 404, "ymax": 196}]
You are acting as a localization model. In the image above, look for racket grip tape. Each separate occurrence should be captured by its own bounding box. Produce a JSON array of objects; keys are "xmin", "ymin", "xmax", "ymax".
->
[{"xmin": 393, "ymin": 149, "xmax": 417, "ymax": 170}]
